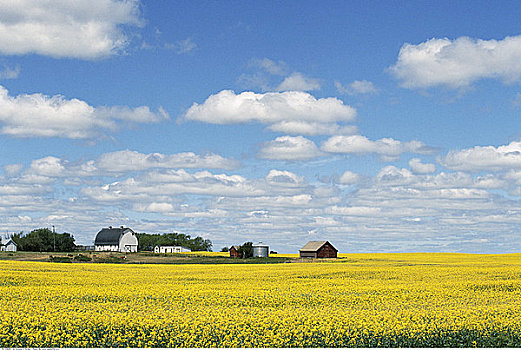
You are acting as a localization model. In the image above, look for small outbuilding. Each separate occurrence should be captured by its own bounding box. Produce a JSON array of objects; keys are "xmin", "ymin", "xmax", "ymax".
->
[
  {"xmin": 299, "ymin": 241, "xmax": 337, "ymax": 258},
  {"xmin": 253, "ymin": 242, "xmax": 269, "ymax": 258},
  {"xmin": 0, "ymin": 239, "xmax": 17, "ymax": 252},
  {"xmin": 229, "ymin": 245, "xmax": 240, "ymax": 258},
  {"xmin": 95, "ymin": 226, "xmax": 138, "ymax": 253},
  {"xmin": 154, "ymin": 245, "xmax": 191, "ymax": 253}
]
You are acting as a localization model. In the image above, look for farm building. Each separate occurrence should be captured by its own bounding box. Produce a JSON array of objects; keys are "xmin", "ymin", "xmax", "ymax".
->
[
  {"xmin": 229, "ymin": 245, "xmax": 240, "ymax": 258},
  {"xmin": 253, "ymin": 242, "xmax": 269, "ymax": 257},
  {"xmin": 0, "ymin": 239, "xmax": 17, "ymax": 252},
  {"xmin": 94, "ymin": 226, "xmax": 138, "ymax": 253},
  {"xmin": 154, "ymin": 246, "xmax": 191, "ymax": 253},
  {"xmin": 299, "ymin": 241, "xmax": 337, "ymax": 258}
]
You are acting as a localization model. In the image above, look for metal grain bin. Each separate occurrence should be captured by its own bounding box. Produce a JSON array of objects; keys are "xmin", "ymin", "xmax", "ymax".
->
[{"xmin": 252, "ymin": 242, "xmax": 269, "ymax": 258}]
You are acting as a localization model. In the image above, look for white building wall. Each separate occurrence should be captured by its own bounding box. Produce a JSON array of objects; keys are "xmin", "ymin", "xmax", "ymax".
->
[
  {"xmin": 119, "ymin": 231, "xmax": 138, "ymax": 252},
  {"xmin": 95, "ymin": 244, "xmax": 119, "ymax": 252},
  {"xmin": 155, "ymin": 246, "xmax": 191, "ymax": 253},
  {"xmin": 5, "ymin": 242, "xmax": 16, "ymax": 252}
]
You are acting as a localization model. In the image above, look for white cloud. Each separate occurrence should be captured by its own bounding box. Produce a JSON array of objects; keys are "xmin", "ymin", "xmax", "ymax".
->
[
  {"xmin": 4, "ymin": 151, "xmax": 521, "ymax": 253},
  {"xmin": 3, "ymin": 163, "xmax": 23, "ymax": 177},
  {"xmin": 184, "ymin": 90, "xmax": 355, "ymax": 126},
  {"xmin": 276, "ymin": 72, "xmax": 321, "ymax": 91},
  {"xmin": 0, "ymin": 86, "xmax": 168, "ymax": 139},
  {"xmin": 258, "ymin": 136, "xmax": 324, "ymax": 161},
  {"xmin": 335, "ymin": 80, "xmax": 378, "ymax": 95},
  {"xmin": 28, "ymin": 157, "xmax": 65, "ymax": 177},
  {"xmin": 0, "ymin": 0, "xmax": 143, "ymax": 59},
  {"xmin": 409, "ymin": 158, "xmax": 436, "ymax": 174},
  {"xmin": 95, "ymin": 150, "xmax": 239, "ymax": 172},
  {"xmin": 265, "ymin": 170, "xmax": 306, "ymax": 187},
  {"xmin": 0, "ymin": 183, "xmax": 49, "ymax": 195},
  {"xmin": 326, "ymin": 205, "xmax": 381, "ymax": 216},
  {"xmin": 321, "ymin": 135, "xmax": 435, "ymax": 160},
  {"xmin": 390, "ymin": 36, "xmax": 521, "ymax": 88},
  {"xmin": 135, "ymin": 202, "xmax": 174, "ymax": 213},
  {"xmin": 82, "ymin": 168, "xmax": 309, "ymax": 202},
  {"xmin": 439, "ymin": 141, "xmax": 521, "ymax": 172},
  {"xmin": 338, "ymin": 171, "xmax": 361, "ymax": 185},
  {"xmin": 267, "ymin": 121, "xmax": 357, "ymax": 136},
  {"xmin": 373, "ymin": 165, "xmax": 508, "ymax": 192},
  {"xmin": 21, "ymin": 150, "xmax": 239, "ymax": 180}
]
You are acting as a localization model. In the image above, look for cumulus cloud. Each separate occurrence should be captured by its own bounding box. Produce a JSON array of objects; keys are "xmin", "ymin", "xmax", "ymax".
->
[
  {"xmin": 28, "ymin": 157, "xmax": 65, "ymax": 177},
  {"xmin": 439, "ymin": 141, "xmax": 521, "ymax": 172},
  {"xmin": 409, "ymin": 158, "xmax": 436, "ymax": 174},
  {"xmin": 335, "ymin": 80, "xmax": 378, "ymax": 95},
  {"xmin": 0, "ymin": 86, "xmax": 168, "ymax": 139},
  {"xmin": 338, "ymin": 171, "xmax": 361, "ymax": 185},
  {"xmin": 0, "ymin": 0, "xmax": 143, "ymax": 59},
  {"xmin": 265, "ymin": 169, "xmax": 306, "ymax": 187},
  {"xmin": 22, "ymin": 150, "xmax": 239, "ymax": 180},
  {"xmin": 82, "ymin": 168, "xmax": 310, "ymax": 202},
  {"xmin": 3, "ymin": 163, "xmax": 24, "ymax": 177},
  {"xmin": 95, "ymin": 150, "xmax": 239, "ymax": 172},
  {"xmin": 374, "ymin": 165, "xmax": 507, "ymax": 191},
  {"xmin": 326, "ymin": 205, "xmax": 380, "ymax": 216},
  {"xmin": 258, "ymin": 136, "xmax": 324, "ymax": 161},
  {"xmin": 184, "ymin": 90, "xmax": 355, "ymax": 125},
  {"xmin": 321, "ymin": 135, "xmax": 435, "ymax": 160},
  {"xmin": 277, "ymin": 72, "xmax": 321, "ymax": 91},
  {"xmin": 390, "ymin": 35, "xmax": 521, "ymax": 88}
]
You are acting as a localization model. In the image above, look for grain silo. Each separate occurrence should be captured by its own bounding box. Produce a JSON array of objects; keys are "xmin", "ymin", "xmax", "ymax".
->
[{"xmin": 252, "ymin": 242, "xmax": 269, "ymax": 258}]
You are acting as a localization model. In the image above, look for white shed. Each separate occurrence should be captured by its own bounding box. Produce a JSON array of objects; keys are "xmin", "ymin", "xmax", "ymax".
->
[
  {"xmin": 94, "ymin": 226, "xmax": 138, "ymax": 253},
  {"xmin": 1, "ymin": 239, "xmax": 17, "ymax": 252},
  {"xmin": 154, "ymin": 245, "xmax": 191, "ymax": 253}
]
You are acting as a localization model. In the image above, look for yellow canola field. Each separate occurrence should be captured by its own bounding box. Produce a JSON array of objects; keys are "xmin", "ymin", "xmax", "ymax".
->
[{"xmin": 1, "ymin": 253, "xmax": 521, "ymax": 347}]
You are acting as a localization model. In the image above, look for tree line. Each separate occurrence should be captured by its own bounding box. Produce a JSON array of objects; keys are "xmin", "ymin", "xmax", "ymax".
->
[
  {"xmin": 137, "ymin": 232, "xmax": 212, "ymax": 252},
  {"xmin": 10, "ymin": 228, "xmax": 76, "ymax": 252},
  {"xmin": 5, "ymin": 228, "xmax": 212, "ymax": 252}
]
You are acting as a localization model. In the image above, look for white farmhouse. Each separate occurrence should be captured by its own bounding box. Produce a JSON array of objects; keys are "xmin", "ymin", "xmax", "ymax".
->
[
  {"xmin": 0, "ymin": 239, "xmax": 17, "ymax": 252},
  {"xmin": 94, "ymin": 226, "xmax": 138, "ymax": 253},
  {"xmin": 154, "ymin": 245, "xmax": 191, "ymax": 253}
]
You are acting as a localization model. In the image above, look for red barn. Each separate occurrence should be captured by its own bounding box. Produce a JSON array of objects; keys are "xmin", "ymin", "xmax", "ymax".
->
[
  {"xmin": 229, "ymin": 245, "xmax": 240, "ymax": 258},
  {"xmin": 299, "ymin": 241, "xmax": 338, "ymax": 258}
]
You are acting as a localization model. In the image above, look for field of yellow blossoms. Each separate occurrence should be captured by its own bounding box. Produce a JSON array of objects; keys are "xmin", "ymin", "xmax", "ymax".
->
[{"xmin": 1, "ymin": 253, "xmax": 521, "ymax": 347}]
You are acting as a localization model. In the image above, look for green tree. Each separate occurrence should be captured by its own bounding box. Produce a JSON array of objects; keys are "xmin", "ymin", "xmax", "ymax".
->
[
  {"xmin": 237, "ymin": 242, "xmax": 253, "ymax": 258},
  {"xmin": 13, "ymin": 228, "xmax": 76, "ymax": 252},
  {"xmin": 136, "ymin": 232, "xmax": 212, "ymax": 252}
]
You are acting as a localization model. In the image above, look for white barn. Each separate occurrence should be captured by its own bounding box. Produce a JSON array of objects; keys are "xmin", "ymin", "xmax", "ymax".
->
[
  {"xmin": 94, "ymin": 226, "xmax": 138, "ymax": 253},
  {"xmin": 154, "ymin": 245, "xmax": 191, "ymax": 253},
  {"xmin": 0, "ymin": 239, "xmax": 17, "ymax": 252}
]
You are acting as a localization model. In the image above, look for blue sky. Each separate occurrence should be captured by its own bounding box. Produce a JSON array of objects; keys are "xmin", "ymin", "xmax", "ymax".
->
[{"xmin": 1, "ymin": 1, "xmax": 521, "ymax": 253}]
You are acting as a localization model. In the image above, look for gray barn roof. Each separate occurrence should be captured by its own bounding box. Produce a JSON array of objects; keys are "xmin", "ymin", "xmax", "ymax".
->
[
  {"xmin": 95, "ymin": 227, "xmax": 133, "ymax": 245},
  {"xmin": 299, "ymin": 241, "xmax": 337, "ymax": 252},
  {"xmin": 5, "ymin": 239, "xmax": 17, "ymax": 246}
]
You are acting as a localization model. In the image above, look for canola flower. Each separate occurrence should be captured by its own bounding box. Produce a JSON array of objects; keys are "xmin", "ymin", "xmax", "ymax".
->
[{"xmin": 1, "ymin": 253, "xmax": 521, "ymax": 347}]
